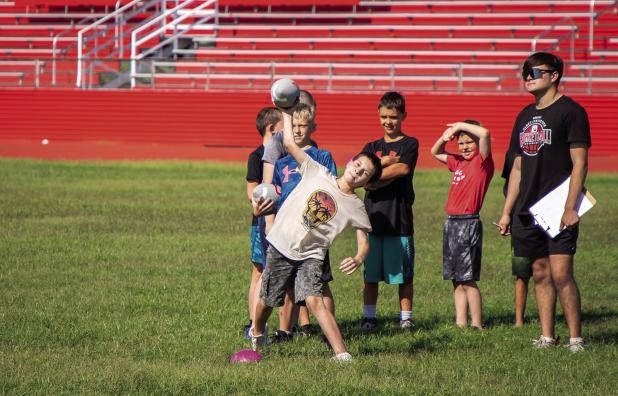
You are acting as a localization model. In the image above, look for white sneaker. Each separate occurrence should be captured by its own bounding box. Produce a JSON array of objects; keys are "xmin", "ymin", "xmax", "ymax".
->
[
  {"xmin": 331, "ymin": 352, "xmax": 353, "ymax": 362},
  {"xmin": 399, "ymin": 319, "xmax": 414, "ymax": 329},
  {"xmin": 532, "ymin": 335, "xmax": 557, "ymax": 349},
  {"xmin": 249, "ymin": 327, "xmax": 269, "ymax": 353},
  {"xmin": 564, "ymin": 338, "xmax": 586, "ymax": 353}
]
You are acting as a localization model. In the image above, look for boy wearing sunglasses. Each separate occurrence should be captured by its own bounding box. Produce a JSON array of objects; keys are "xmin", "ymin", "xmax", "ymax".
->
[{"xmin": 497, "ymin": 52, "xmax": 591, "ymax": 352}]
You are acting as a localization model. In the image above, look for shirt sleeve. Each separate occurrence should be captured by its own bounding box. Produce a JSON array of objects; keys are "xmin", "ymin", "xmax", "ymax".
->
[
  {"xmin": 246, "ymin": 151, "xmax": 262, "ymax": 182},
  {"xmin": 322, "ymin": 152, "xmax": 337, "ymax": 176},
  {"xmin": 501, "ymin": 150, "xmax": 515, "ymax": 180},
  {"xmin": 508, "ymin": 115, "xmax": 523, "ymax": 156},
  {"xmin": 262, "ymin": 132, "xmax": 286, "ymax": 165},
  {"xmin": 299, "ymin": 155, "xmax": 321, "ymax": 178},
  {"xmin": 566, "ymin": 102, "xmax": 592, "ymax": 147},
  {"xmin": 349, "ymin": 202, "xmax": 372, "ymax": 232},
  {"xmin": 446, "ymin": 154, "xmax": 458, "ymax": 172}
]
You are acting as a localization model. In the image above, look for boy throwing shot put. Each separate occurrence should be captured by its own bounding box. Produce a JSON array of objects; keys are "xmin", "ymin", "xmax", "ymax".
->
[
  {"xmin": 250, "ymin": 108, "xmax": 383, "ymax": 361},
  {"xmin": 270, "ymin": 103, "xmax": 338, "ymax": 343},
  {"xmin": 431, "ymin": 120, "xmax": 494, "ymax": 329}
]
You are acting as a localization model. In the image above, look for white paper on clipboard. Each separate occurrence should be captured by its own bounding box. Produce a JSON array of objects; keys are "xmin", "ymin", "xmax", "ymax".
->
[{"xmin": 528, "ymin": 177, "xmax": 596, "ymax": 238}]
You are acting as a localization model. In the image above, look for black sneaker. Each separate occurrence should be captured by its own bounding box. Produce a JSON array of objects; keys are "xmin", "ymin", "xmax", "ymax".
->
[
  {"xmin": 295, "ymin": 324, "xmax": 319, "ymax": 336},
  {"xmin": 360, "ymin": 317, "xmax": 377, "ymax": 332},
  {"xmin": 243, "ymin": 323, "xmax": 252, "ymax": 340},
  {"xmin": 271, "ymin": 330, "xmax": 293, "ymax": 344}
]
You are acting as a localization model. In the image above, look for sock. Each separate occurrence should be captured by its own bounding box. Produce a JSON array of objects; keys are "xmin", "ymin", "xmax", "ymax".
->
[
  {"xmin": 570, "ymin": 337, "xmax": 584, "ymax": 344},
  {"xmin": 363, "ymin": 305, "xmax": 376, "ymax": 318},
  {"xmin": 400, "ymin": 311, "xmax": 412, "ymax": 321}
]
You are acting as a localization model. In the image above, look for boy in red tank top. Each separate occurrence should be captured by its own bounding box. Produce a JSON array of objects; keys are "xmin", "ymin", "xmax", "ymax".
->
[{"xmin": 430, "ymin": 120, "xmax": 494, "ymax": 328}]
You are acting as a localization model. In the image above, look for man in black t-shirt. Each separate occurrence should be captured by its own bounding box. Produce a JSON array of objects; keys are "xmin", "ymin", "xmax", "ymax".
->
[
  {"xmin": 360, "ymin": 92, "xmax": 419, "ymax": 331},
  {"xmin": 498, "ymin": 53, "xmax": 591, "ymax": 352}
]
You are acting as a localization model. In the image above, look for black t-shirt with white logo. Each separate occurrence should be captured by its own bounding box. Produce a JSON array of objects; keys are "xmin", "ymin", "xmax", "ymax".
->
[
  {"xmin": 508, "ymin": 95, "xmax": 591, "ymax": 216},
  {"xmin": 362, "ymin": 135, "xmax": 419, "ymax": 236}
]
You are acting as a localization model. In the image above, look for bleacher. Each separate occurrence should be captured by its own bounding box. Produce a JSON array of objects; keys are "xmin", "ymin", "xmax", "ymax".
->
[{"xmin": 0, "ymin": 0, "xmax": 616, "ymax": 92}]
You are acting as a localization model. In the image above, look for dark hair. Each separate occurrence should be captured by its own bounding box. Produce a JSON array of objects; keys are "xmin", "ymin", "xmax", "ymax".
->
[
  {"xmin": 354, "ymin": 151, "xmax": 383, "ymax": 185},
  {"xmin": 378, "ymin": 91, "xmax": 406, "ymax": 114},
  {"xmin": 523, "ymin": 52, "xmax": 564, "ymax": 85},
  {"xmin": 299, "ymin": 89, "xmax": 316, "ymax": 113},
  {"xmin": 456, "ymin": 119, "xmax": 482, "ymax": 141},
  {"xmin": 255, "ymin": 107, "xmax": 282, "ymax": 136}
]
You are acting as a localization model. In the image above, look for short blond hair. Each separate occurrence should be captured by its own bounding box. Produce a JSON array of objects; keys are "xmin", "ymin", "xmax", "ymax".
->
[{"xmin": 293, "ymin": 103, "xmax": 316, "ymax": 129}]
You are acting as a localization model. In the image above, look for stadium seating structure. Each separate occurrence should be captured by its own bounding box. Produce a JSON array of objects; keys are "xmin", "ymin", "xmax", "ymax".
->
[{"xmin": 0, "ymin": 0, "xmax": 616, "ymax": 92}]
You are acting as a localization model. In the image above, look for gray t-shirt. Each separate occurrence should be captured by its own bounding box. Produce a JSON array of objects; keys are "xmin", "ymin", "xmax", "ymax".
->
[
  {"xmin": 262, "ymin": 131, "xmax": 286, "ymax": 165},
  {"xmin": 267, "ymin": 157, "xmax": 371, "ymax": 261}
]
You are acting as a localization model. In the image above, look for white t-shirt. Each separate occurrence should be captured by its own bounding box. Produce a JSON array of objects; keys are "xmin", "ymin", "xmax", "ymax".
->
[{"xmin": 267, "ymin": 157, "xmax": 371, "ymax": 261}]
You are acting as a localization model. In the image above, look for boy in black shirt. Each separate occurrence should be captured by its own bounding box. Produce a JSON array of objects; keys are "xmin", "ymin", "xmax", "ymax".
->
[
  {"xmin": 360, "ymin": 92, "xmax": 419, "ymax": 331},
  {"xmin": 244, "ymin": 107, "xmax": 282, "ymax": 339},
  {"xmin": 498, "ymin": 52, "xmax": 591, "ymax": 352}
]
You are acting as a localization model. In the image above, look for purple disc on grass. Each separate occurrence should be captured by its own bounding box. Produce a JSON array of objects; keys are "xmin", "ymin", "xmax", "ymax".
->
[{"xmin": 229, "ymin": 349, "xmax": 263, "ymax": 363}]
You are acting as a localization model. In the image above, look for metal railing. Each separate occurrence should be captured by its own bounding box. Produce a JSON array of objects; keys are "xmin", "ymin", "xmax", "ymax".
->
[
  {"xmin": 76, "ymin": 0, "xmax": 169, "ymax": 87},
  {"xmin": 4, "ymin": 58, "xmax": 618, "ymax": 94},
  {"xmin": 531, "ymin": 17, "xmax": 578, "ymax": 61},
  {"xmin": 589, "ymin": 0, "xmax": 618, "ymax": 53},
  {"xmin": 130, "ymin": 0, "xmax": 218, "ymax": 88},
  {"xmin": 52, "ymin": 12, "xmax": 107, "ymax": 85}
]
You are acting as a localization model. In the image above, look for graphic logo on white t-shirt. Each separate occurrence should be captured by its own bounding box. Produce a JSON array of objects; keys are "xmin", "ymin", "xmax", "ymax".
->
[
  {"xmin": 303, "ymin": 190, "xmax": 337, "ymax": 229},
  {"xmin": 451, "ymin": 169, "xmax": 466, "ymax": 185},
  {"xmin": 520, "ymin": 116, "xmax": 552, "ymax": 156}
]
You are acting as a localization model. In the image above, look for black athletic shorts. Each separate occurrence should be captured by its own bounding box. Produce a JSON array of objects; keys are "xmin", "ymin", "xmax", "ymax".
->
[
  {"xmin": 511, "ymin": 214, "xmax": 578, "ymax": 258},
  {"xmin": 443, "ymin": 214, "xmax": 482, "ymax": 282}
]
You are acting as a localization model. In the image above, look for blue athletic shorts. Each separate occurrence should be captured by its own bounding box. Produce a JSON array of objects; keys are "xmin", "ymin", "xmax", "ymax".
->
[
  {"xmin": 363, "ymin": 235, "xmax": 414, "ymax": 284},
  {"xmin": 250, "ymin": 223, "xmax": 265, "ymax": 268}
]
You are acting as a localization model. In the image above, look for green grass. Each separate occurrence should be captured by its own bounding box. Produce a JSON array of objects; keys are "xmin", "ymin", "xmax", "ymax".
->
[{"xmin": 1, "ymin": 158, "xmax": 617, "ymax": 395}]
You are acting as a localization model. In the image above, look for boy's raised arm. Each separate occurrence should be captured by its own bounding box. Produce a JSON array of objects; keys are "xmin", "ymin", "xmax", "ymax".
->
[
  {"xmin": 450, "ymin": 121, "xmax": 491, "ymax": 160},
  {"xmin": 430, "ymin": 126, "xmax": 454, "ymax": 164},
  {"xmin": 282, "ymin": 112, "xmax": 308, "ymax": 165},
  {"xmin": 339, "ymin": 228, "xmax": 369, "ymax": 275}
]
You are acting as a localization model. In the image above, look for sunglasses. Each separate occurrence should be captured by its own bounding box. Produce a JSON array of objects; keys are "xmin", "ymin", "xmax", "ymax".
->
[{"xmin": 521, "ymin": 68, "xmax": 555, "ymax": 80}]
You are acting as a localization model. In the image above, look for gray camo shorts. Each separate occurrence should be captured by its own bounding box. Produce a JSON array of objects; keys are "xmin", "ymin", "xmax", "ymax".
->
[
  {"xmin": 443, "ymin": 214, "xmax": 482, "ymax": 282},
  {"xmin": 260, "ymin": 246, "xmax": 325, "ymax": 307}
]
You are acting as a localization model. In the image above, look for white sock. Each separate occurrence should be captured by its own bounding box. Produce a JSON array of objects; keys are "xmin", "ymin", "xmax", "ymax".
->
[
  {"xmin": 570, "ymin": 337, "xmax": 584, "ymax": 344},
  {"xmin": 363, "ymin": 305, "xmax": 376, "ymax": 318},
  {"xmin": 400, "ymin": 310, "xmax": 412, "ymax": 321}
]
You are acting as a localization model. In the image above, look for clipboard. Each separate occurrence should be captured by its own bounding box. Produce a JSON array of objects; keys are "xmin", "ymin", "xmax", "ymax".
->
[{"xmin": 528, "ymin": 177, "xmax": 596, "ymax": 238}]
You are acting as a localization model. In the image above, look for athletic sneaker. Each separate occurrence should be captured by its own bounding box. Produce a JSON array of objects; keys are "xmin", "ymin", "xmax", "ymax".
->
[
  {"xmin": 360, "ymin": 317, "xmax": 377, "ymax": 332},
  {"xmin": 331, "ymin": 352, "xmax": 353, "ymax": 362},
  {"xmin": 249, "ymin": 328, "xmax": 269, "ymax": 353},
  {"xmin": 243, "ymin": 323, "xmax": 252, "ymax": 340},
  {"xmin": 564, "ymin": 338, "xmax": 586, "ymax": 353},
  {"xmin": 399, "ymin": 319, "xmax": 414, "ymax": 329},
  {"xmin": 271, "ymin": 330, "xmax": 293, "ymax": 344},
  {"xmin": 532, "ymin": 335, "xmax": 558, "ymax": 349},
  {"xmin": 295, "ymin": 324, "xmax": 319, "ymax": 337}
]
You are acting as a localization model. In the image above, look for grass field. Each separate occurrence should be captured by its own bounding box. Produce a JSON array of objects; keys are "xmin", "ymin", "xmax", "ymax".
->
[{"xmin": 1, "ymin": 158, "xmax": 617, "ymax": 395}]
